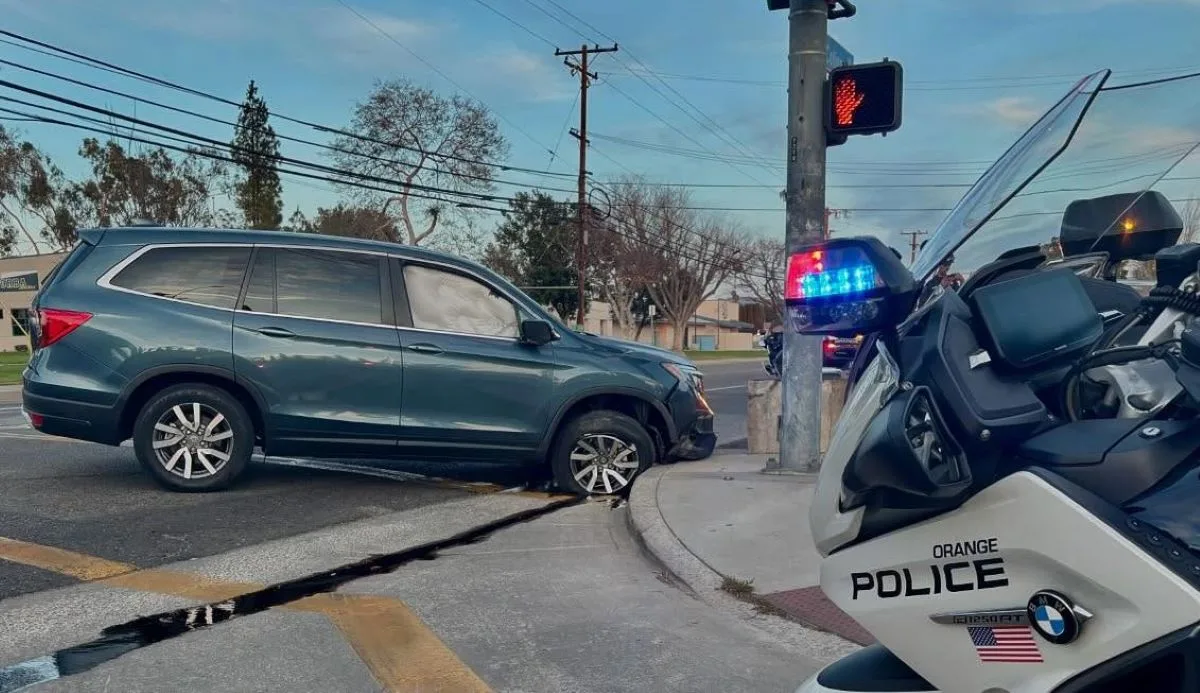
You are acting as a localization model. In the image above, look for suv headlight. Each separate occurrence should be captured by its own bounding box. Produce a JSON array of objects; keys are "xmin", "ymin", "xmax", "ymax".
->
[{"xmin": 662, "ymin": 362, "xmax": 704, "ymax": 392}]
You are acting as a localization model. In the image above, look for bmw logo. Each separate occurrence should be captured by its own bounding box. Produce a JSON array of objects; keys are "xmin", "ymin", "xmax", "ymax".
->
[{"xmin": 1027, "ymin": 590, "xmax": 1092, "ymax": 645}]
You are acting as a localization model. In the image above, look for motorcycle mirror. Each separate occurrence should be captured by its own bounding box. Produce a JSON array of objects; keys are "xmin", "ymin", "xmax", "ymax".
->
[
  {"xmin": 783, "ymin": 236, "xmax": 918, "ymax": 338},
  {"xmin": 844, "ymin": 386, "xmax": 973, "ymax": 502}
]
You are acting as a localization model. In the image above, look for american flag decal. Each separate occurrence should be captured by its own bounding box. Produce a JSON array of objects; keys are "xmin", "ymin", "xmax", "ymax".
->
[{"xmin": 968, "ymin": 625, "xmax": 1043, "ymax": 663}]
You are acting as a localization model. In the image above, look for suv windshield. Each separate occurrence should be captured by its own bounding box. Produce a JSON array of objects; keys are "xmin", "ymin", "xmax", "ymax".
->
[{"xmin": 912, "ymin": 69, "xmax": 1200, "ymax": 287}]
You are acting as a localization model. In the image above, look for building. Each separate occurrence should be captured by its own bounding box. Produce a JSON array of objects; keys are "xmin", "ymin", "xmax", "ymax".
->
[
  {"xmin": 559, "ymin": 297, "xmax": 755, "ymax": 351},
  {"xmin": 0, "ymin": 251, "xmax": 67, "ymax": 352}
]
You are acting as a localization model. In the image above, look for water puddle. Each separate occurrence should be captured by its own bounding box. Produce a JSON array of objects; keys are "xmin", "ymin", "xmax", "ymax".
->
[{"xmin": 0, "ymin": 495, "xmax": 582, "ymax": 692}]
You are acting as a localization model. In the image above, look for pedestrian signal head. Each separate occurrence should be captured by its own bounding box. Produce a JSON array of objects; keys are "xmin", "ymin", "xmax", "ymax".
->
[{"xmin": 826, "ymin": 61, "xmax": 903, "ymax": 137}]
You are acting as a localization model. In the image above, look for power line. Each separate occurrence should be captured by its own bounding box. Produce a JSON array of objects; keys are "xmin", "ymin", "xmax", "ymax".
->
[
  {"xmin": 0, "ymin": 29, "xmax": 577, "ymax": 180},
  {"xmin": 0, "ymin": 81, "xmax": 512, "ymax": 205},
  {"xmin": 531, "ymin": 0, "xmax": 780, "ymax": 186},
  {"xmin": 607, "ymin": 63, "xmax": 1200, "ymax": 91},
  {"xmin": 464, "ymin": 0, "xmax": 557, "ymax": 46},
  {"xmin": 0, "ymin": 57, "xmax": 581, "ymax": 196},
  {"xmin": 330, "ymin": 0, "xmax": 555, "ymax": 157},
  {"xmin": 0, "ymin": 105, "xmax": 510, "ymax": 214}
]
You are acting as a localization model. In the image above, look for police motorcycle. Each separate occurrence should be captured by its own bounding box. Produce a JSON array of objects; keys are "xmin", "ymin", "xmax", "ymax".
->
[{"xmin": 793, "ymin": 68, "xmax": 1200, "ymax": 693}]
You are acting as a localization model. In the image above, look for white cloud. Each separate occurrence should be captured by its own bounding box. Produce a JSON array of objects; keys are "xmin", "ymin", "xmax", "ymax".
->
[
  {"xmin": 972, "ymin": 96, "xmax": 1043, "ymax": 127},
  {"xmin": 1015, "ymin": 0, "xmax": 1200, "ymax": 12},
  {"xmin": 486, "ymin": 49, "xmax": 574, "ymax": 103}
]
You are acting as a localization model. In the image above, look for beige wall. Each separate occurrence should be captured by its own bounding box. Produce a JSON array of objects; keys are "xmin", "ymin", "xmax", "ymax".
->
[
  {"xmin": 559, "ymin": 298, "xmax": 755, "ymax": 351},
  {"xmin": 695, "ymin": 298, "xmax": 739, "ymax": 322},
  {"xmin": 633, "ymin": 323, "xmax": 755, "ymax": 351},
  {"xmin": 0, "ymin": 252, "xmax": 67, "ymax": 352}
]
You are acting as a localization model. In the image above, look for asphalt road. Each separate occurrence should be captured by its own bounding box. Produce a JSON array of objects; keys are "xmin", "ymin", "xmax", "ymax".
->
[
  {"xmin": 0, "ymin": 496, "xmax": 837, "ymax": 692},
  {"xmin": 700, "ymin": 358, "xmax": 767, "ymax": 448},
  {"xmin": 0, "ymin": 360, "xmax": 762, "ymax": 605},
  {"xmin": 0, "ymin": 403, "xmax": 524, "ymax": 601}
]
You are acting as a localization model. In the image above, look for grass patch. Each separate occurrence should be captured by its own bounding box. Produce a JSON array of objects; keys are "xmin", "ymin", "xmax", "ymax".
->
[
  {"xmin": 681, "ymin": 350, "xmax": 764, "ymax": 361},
  {"xmin": 0, "ymin": 350, "xmax": 28, "ymax": 386},
  {"xmin": 719, "ymin": 576, "xmax": 790, "ymax": 618}
]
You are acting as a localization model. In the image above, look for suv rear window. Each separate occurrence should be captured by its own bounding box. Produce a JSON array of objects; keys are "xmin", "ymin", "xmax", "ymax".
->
[{"xmin": 110, "ymin": 246, "xmax": 251, "ymax": 309}]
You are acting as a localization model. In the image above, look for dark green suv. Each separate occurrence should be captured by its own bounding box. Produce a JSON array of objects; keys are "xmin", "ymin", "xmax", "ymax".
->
[{"xmin": 20, "ymin": 227, "xmax": 716, "ymax": 495}]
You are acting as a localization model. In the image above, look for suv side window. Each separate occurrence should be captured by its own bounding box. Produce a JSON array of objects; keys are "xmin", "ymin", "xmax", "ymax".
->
[
  {"xmin": 110, "ymin": 246, "xmax": 251, "ymax": 309},
  {"xmin": 273, "ymin": 247, "xmax": 385, "ymax": 325},
  {"xmin": 403, "ymin": 264, "xmax": 518, "ymax": 338}
]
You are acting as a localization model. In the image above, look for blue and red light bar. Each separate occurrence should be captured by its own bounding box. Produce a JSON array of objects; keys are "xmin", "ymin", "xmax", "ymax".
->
[{"xmin": 786, "ymin": 249, "xmax": 880, "ymax": 300}]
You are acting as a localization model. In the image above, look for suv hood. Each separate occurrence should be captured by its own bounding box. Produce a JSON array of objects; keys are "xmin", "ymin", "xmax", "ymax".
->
[{"xmin": 583, "ymin": 333, "xmax": 695, "ymax": 367}]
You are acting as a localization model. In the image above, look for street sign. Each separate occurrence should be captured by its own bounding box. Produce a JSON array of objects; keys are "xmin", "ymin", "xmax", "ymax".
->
[
  {"xmin": 0, "ymin": 271, "xmax": 37, "ymax": 292},
  {"xmin": 827, "ymin": 36, "xmax": 853, "ymax": 72},
  {"xmin": 825, "ymin": 60, "xmax": 903, "ymax": 137}
]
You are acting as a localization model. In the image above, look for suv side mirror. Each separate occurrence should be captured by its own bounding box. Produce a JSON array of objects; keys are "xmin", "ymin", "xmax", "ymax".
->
[
  {"xmin": 784, "ymin": 236, "xmax": 918, "ymax": 337},
  {"xmin": 519, "ymin": 319, "xmax": 556, "ymax": 346}
]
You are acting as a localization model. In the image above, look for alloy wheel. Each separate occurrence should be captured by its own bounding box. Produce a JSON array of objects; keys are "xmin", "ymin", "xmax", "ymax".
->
[
  {"xmin": 151, "ymin": 402, "xmax": 235, "ymax": 480},
  {"xmin": 569, "ymin": 434, "xmax": 641, "ymax": 494}
]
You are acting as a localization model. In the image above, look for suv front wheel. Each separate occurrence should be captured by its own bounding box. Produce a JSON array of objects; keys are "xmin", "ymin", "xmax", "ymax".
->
[
  {"xmin": 550, "ymin": 410, "xmax": 655, "ymax": 495},
  {"xmin": 132, "ymin": 384, "xmax": 255, "ymax": 492}
]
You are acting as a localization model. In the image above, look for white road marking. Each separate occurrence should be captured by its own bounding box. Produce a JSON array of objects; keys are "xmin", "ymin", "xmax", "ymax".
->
[{"xmin": 705, "ymin": 384, "xmax": 748, "ymax": 392}]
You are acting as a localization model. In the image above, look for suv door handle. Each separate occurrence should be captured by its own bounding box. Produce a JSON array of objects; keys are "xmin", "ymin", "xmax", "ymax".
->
[
  {"xmin": 256, "ymin": 326, "xmax": 296, "ymax": 338},
  {"xmin": 406, "ymin": 343, "xmax": 443, "ymax": 354}
]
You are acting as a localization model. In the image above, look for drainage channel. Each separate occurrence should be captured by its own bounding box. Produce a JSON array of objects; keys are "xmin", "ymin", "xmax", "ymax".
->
[{"xmin": 0, "ymin": 495, "xmax": 585, "ymax": 692}]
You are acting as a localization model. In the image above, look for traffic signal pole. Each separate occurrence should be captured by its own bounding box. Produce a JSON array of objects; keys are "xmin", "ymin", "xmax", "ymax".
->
[{"xmin": 779, "ymin": 0, "xmax": 828, "ymax": 473}]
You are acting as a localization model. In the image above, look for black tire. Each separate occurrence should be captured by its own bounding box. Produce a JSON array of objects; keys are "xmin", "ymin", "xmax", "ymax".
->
[
  {"xmin": 132, "ymin": 383, "xmax": 254, "ymax": 492},
  {"xmin": 549, "ymin": 410, "xmax": 656, "ymax": 496}
]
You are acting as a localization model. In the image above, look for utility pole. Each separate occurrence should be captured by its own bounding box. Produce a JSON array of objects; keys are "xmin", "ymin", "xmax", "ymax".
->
[
  {"xmin": 776, "ymin": 0, "xmax": 830, "ymax": 473},
  {"xmin": 557, "ymin": 43, "xmax": 618, "ymax": 328},
  {"xmin": 901, "ymin": 229, "xmax": 927, "ymax": 264}
]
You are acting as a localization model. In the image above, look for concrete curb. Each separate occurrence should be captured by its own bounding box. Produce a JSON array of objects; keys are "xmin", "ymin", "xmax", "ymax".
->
[
  {"xmin": 715, "ymin": 436, "xmax": 747, "ymax": 451},
  {"xmin": 627, "ymin": 463, "xmax": 860, "ymax": 664}
]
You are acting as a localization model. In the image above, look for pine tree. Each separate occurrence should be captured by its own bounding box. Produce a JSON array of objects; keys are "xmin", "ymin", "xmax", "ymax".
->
[{"xmin": 230, "ymin": 81, "xmax": 283, "ymax": 229}]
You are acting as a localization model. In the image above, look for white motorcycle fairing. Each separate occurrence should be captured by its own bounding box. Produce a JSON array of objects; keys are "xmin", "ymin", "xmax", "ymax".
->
[{"xmin": 795, "ymin": 469, "xmax": 1200, "ymax": 693}]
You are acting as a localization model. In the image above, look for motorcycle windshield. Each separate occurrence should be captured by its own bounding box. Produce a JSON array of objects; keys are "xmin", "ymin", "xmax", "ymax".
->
[{"xmin": 910, "ymin": 69, "xmax": 1200, "ymax": 286}]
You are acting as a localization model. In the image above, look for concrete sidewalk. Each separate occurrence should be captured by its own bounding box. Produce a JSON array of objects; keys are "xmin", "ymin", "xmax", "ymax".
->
[{"xmin": 629, "ymin": 453, "xmax": 873, "ymax": 647}]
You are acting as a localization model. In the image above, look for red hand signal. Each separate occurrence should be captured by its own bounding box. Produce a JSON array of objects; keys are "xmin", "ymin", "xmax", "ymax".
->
[{"xmin": 833, "ymin": 77, "xmax": 866, "ymax": 127}]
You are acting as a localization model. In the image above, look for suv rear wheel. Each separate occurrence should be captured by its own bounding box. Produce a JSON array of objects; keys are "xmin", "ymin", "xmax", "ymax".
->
[
  {"xmin": 550, "ymin": 410, "xmax": 655, "ymax": 495},
  {"xmin": 132, "ymin": 384, "xmax": 254, "ymax": 492}
]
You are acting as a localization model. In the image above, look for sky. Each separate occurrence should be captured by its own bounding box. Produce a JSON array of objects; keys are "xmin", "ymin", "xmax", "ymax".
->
[{"xmin": 2, "ymin": 0, "xmax": 1200, "ymax": 265}]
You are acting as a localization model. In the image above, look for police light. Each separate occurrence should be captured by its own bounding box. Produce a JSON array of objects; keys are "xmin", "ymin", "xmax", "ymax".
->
[
  {"xmin": 784, "ymin": 237, "xmax": 918, "ymax": 337},
  {"xmin": 826, "ymin": 60, "xmax": 903, "ymax": 137},
  {"xmin": 785, "ymin": 248, "xmax": 880, "ymax": 300}
]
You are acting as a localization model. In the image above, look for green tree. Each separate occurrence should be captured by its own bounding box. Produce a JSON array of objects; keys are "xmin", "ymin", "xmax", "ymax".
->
[
  {"xmin": 230, "ymin": 80, "xmax": 283, "ymax": 229},
  {"xmin": 0, "ymin": 126, "xmax": 72, "ymax": 253},
  {"xmin": 483, "ymin": 191, "xmax": 579, "ymax": 321},
  {"xmin": 57, "ymin": 138, "xmax": 228, "ymax": 246},
  {"xmin": 305, "ymin": 203, "xmax": 399, "ymax": 241}
]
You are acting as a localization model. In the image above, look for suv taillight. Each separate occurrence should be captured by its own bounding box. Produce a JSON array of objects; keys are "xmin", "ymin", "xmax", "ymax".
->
[{"xmin": 37, "ymin": 308, "xmax": 92, "ymax": 349}]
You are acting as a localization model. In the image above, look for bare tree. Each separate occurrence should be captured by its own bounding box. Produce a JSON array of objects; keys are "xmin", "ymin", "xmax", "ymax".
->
[
  {"xmin": 591, "ymin": 180, "xmax": 659, "ymax": 338},
  {"xmin": 1183, "ymin": 196, "xmax": 1200, "ymax": 243},
  {"xmin": 329, "ymin": 79, "xmax": 508, "ymax": 251},
  {"xmin": 617, "ymin": 181, "xmax": 745, "ymax": 351},
  {"xmin": 734, "ymin": 237, "xmax": 786, "ymax": 326}
]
